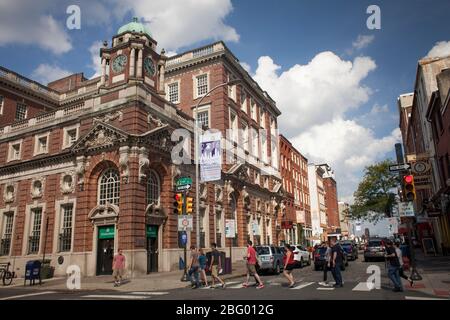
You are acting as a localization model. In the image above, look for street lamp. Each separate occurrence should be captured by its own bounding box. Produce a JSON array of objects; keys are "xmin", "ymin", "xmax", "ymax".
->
[{"xmin": 194, "ymin": 79, "xmax": 241, "ymax": 249}]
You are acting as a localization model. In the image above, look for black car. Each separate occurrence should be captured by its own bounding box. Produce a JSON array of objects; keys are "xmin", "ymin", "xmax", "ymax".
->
[
  {"xmin": 313, "ymin": 246, "xmax": 348, "ymax": 271},
  {"xmin": 340, "ymin": 240, "xmax": 358, "ymax": 261}
]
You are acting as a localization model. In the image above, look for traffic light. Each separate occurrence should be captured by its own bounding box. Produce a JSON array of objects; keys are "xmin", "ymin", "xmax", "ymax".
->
[
  {"xmin": 403, "ymin": 175, "xmax": 416, "ymax": 201},
  {"xmin": 173, "ymin": 193, "xmax": 183, "ymax": 214},
  {"xmin": 186, "ymin": 197, "xmax": 193, "ymax": 214}
]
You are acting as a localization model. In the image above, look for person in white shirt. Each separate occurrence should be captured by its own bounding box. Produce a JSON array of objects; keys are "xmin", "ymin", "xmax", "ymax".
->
[{"xmin": 395, "ymin": 240, "xmax": 413, "ymax": 286}]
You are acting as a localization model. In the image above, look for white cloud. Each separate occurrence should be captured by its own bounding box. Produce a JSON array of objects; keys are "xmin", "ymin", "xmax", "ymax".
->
[
  {"xmin": 88, "ymin": 41, "xmax": 105, "ymax": 79},
  {"xmin": 254, "ymin": 52, "xmax": 376, "ymax": 136},
  {"xmin": 0, "ymin": 1, "xmax": 72, "ymax": 54},
  {"xmin": 31, "ymin": 64, "xmax": 73, "ymax": 84},
  {"xmin": 370, "ymin": 104, "xmax": 389, "ymax": 114},
  {"xmin": 426, "ymin": 41, "xmax": 450, "ymax": 58},
  {"xmin": 109, "ymin": 0, "xmax": 239, "ymax": 51},
  {"xmin": 352, "ymin": 35, "xmax": 375, "ymax": 50}
]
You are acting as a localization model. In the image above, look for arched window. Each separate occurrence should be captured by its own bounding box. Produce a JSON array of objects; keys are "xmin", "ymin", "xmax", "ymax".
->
[
  {"xmin": 146, "ymin": 171, "xmax": 160, "ymax": 205},
  {"xmin": 98, "ymin": 169, "xmax": 120, "ymax": 205}
]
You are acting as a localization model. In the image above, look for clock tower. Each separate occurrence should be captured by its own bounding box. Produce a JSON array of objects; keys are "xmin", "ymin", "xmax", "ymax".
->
[{"xmin": 99, "ymin": 17, "xmax": 167, "ymax": 94}]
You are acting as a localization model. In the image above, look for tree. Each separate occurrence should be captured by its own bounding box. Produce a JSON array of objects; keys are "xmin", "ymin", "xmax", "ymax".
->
[{"xmin": 349, "ymin": 159, "xmax": 400, "ymax": 221}]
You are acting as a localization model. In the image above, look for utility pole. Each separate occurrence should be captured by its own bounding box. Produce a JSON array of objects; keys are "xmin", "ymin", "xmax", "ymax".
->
[{"xmin": 394, "ymin": 143, "xmax": 422, "ymax": 280}]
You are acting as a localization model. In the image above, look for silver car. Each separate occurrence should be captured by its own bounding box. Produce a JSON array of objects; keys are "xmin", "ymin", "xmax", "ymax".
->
[{"xmin": 255, "ymin": 245, "xmax": 284, "ymax": 274}]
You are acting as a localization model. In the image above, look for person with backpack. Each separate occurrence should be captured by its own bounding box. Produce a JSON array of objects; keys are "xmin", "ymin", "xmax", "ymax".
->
[
  {"xmin": 242, "ymin": 240, "xmax": 264, "ymax": 289},
  {"xmin": 282, "ymin": 243, "xmax": 296, "ymax": 288},
  {"xmin": 385, "ymin": 240, "xmax": 403, "ymax": 292},
  {"xmin": 330, "ymin": 238, "xmax": 344, "ymax": 288}
]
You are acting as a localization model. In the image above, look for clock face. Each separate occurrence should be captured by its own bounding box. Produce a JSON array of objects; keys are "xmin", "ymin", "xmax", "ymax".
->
[
  {"xmin": 112, "ymin": 54, "xmax": 127, "ymax": 73},
  {"xmin": 413, "ymin": 161, "xmax": 427, "ymax": 174},
  {"xmin": 144, "ymin": 57, "xmax": 156, "ymax": 76}
]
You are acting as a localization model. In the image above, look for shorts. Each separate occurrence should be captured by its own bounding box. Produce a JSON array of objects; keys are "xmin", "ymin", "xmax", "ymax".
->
[
  {"xmin": 113, "ymin": 269, "xmax": 124, "ymax": 278},
  {"xmin": 247, "ymin": 264, "xmax": 257, "ymax": 275},
  {"xmin": 285, "ymin": 264, "xmax": 295, "ymax": 272},
  {"xmin": 211, "ymin": 265, "xmax": 219, "ymax": 277}
]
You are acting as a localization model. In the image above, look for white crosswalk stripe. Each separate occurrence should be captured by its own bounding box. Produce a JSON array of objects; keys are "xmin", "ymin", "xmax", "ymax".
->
[
  {"xmin": 129, "ymin": 292, "xmax": 169, "ymax": 295},
  {"xmin": 290, "ymin": 282, "xmax": 315, "ymax": 290},
  {"xmin": 317, "ymin": 287, "xmax": 335, "ymax": 291},
  {"xmin": 352, "ymin": 282, "xmax": 376, "ymax": 291},
  {"xmin": 82, "ymin": 294, "xmax": 150, "ymax": 300}
]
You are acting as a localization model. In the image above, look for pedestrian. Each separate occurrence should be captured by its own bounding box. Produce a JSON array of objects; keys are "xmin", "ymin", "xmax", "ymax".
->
[
  {"xmin": 188, "ymin": 245, "xmax": 200, "ymax": 289},
  {"xmin": 242, "ymin": 240, "xmax": 264, "ymax": 289},
  {"xmin": 198, "ymin": 248, "xmax": 209, "ymax": 287},
  {"xmin": 385, "ymin": 240, "xmax": 403, "ymax": 292},
  {"xmin": 394, "ymin": 240, "xmax": 413, "ymax": 286},
  {"xmin": 330, "ymin": 238, "xmax": 344, "ymax": 288},
  {"xmin": 209, "ymin": 243, "xmax": 225, "ymax": 289},
  {"xmin": 282, "ymin": 243, "xmax": 296, "ymax": 288},
  {"xmin": 319, "ymin": 241, "xmax": 332, "ymax": 286},
  {"xmin": 112, "ymin": 248, "xmax": 126, "ymax": 287}
]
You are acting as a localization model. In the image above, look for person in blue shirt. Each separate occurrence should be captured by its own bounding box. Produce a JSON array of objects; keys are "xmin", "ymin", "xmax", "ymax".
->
[{"xmin": 198, "ymin": 248, "xmax": 209, "ymax": 287}]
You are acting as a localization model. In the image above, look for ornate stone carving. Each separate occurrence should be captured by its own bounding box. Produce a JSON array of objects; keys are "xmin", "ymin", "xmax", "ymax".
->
[
  {"xmin": 3, "ymin": 183, "xmax": 16, "ymax": 203},
  {"xmin": 88, "ymin": 204, "xmax": 119, "ymax": 223},
  {"xmin": 60, "ymin": 172, "xmax": 75, "ymax": 194},
  {"xmin": 148, "ymin": 113, "xmax": 167, "ymax": 127},
  {"xmin": 94, "ymin": 111, "xmax": 123, "ymax": 123},
  {"xmin": 86, "ymin": 129, "xmax": 115, "ymax": 148},
  {"xmin": 30, "ymin": 177, "xmax": 45, "ymax": 199},
  {"xmin": 138, "ymin": 147, "xmax": 149, "ymax": 183},
  {"xmin": 76, "ymin": 156, "xmax": 86, "ymax": 188},
  {"xmin": 72, "ymin": 122, "xmax": 128, "ymax": 153},
  {"xmin": 215, "ymin": 185, "xmax": 223, "ymax": 204},
  {"xmin": 119, "ymin": 146, "xmax": 130, "ymax": 183},
  {"xmin": 200, "ymin": 183, "xmax": 207, "ymax": 201}
]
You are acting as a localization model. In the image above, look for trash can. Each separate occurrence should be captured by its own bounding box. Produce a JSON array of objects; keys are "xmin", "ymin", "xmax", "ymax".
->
[
  {"xmin": 24, "ymin": 260, "xmax": 42, "ymax": 286},
  {"xmin": 224, "ymin": 257, "xmax": 232, "ymax": 275}
]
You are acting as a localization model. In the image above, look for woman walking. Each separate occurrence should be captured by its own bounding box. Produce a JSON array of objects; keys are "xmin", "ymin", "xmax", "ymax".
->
[
  {"xmin": 283, "ymin": 243, "xmax": 296, "ymax": 288},
  {"xmin": 198, "ymin": 248, "xmax": 209, "ymax": 287}
]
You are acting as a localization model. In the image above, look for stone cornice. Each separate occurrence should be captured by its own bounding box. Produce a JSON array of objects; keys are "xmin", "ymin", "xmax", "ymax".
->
[{"xmin": 0, "ymin": 151, "xmax": 74, "ymax": 176}]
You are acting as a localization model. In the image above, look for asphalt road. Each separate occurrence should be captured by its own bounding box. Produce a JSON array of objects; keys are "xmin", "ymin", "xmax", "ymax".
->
[{"xmin": 0, "ymin": 255, "xmax": 447, "ymax": 301}]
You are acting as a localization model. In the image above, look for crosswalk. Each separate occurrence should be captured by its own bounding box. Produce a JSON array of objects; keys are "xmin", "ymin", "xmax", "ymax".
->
[{"xmin": 81, "ymin": 291, "xmax": 169, "ymax": 300}]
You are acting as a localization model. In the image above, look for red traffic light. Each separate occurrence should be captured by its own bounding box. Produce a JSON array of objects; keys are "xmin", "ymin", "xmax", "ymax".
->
[{"xmin": 404, "ymin": 175, "xmax": 413, "ymax": 184}]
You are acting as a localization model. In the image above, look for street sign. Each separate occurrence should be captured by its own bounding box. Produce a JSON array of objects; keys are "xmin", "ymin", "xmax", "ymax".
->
[
  {"xmin": 389, "ymin": 163, "xmax": 411, "ymax": 172},
  {"xmin": 178, "ymin": 215, "xmax": 193, "ymax": 231},
  {"xmin": 176, "ymin": 177, "xmax": 192, "ymax": 192},
  {"xmin": 225, "ymin": 219, "xmax": 236, "ymax": 238},
  {"xmin": 398, "ymin": 201, "xmax": 415, "ymax": 217}
]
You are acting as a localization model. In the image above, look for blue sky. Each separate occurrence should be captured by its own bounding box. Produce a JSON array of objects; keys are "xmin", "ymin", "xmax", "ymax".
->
[{"xmin": 1, "ymin": 0, "xmax": 449, "ymax": 202}]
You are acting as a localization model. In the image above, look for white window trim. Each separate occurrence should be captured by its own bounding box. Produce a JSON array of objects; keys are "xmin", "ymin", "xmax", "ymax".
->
[
  {"xmin": 7, "ymin": 139, "xmax": 23, "ymax": 162},
  {"xmin": 0, "ymin": 206, "xmax": 17, "ymax": 257},
  {"xmin": 15, "ymin": 102, "xmax": 27, "ymax": 121},
  {"xmin": 193, "ymin": 104, "xmax": 211, "ymax": 128},
  {"xmin": 22, "ymin": 203, "xmax": 46, "ymax": 256},
  {"xmin": 62, "ymin": 124, "xmax": 80, "ymax": 149},
  {"xmin": 166, "ymin": 80, "xmax": 180, "ymax": 104},
  {"xmin": 193, "ymin": 72, "xmax": 210, "ymax": 99},
  {"xmin": 241, "ymin": 121, "xmax": 249, "ymax": 150},
  {"xmin": 229, "ymin": 109, "xmax": 239, "ymax": 142},
  {"xmin": 53, "ymin": 198, "xmax": 76, "ymax": 254},
  {"xmin": 0, "ymin": 95, "xmax": 4, "ymax": 115},
  {"xmin": 251, "ymin": 126, "xmax": 260, "ymax": 158},
  {"xmin": 33, "ymin": 131, "xmax": 50, "ymax": 156},
  {"xmin": 240, "ymin": 89, "xmax": 247, "ymax": 113}
]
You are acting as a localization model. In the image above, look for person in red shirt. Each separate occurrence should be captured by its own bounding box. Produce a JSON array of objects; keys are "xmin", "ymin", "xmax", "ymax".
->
[
  {"xmin": 283, "ymin": 243, "xmax": 296, "ymax": 288},
  {"xmin": 243, "ymin": 240, "xmax": 264, "ymax": 289},
  {"xmin": 112, "ymin": 248, "xmax": 126, "ymax": 287}
]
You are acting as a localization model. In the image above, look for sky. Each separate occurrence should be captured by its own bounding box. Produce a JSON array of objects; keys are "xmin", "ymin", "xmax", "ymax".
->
[{"xmin": 1, "ymin": 0, "xmax": 450, "ymax": 203}]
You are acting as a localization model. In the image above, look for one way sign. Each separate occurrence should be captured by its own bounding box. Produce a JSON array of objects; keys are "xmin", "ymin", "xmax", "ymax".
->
[{"xmin": 389, "ymin": 163, "xmax": 411, "ymax": 172}]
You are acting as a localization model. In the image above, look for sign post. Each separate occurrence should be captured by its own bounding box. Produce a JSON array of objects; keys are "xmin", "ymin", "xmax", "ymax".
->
[
  {"xmin": 176, "ymin": 177, "xmax": 193, "ymax": 282},
  {"xmin": 225, "ymin": 219, "xmax": 236, "ymax": 273}
]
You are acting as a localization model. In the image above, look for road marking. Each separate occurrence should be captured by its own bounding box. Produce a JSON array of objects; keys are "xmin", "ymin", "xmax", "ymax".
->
[
  {"xmin": 404, "ymin": 296, "xmax": 449, "ymax": 301},
  {"xmin": 0, "ymin": 291, "xmax": 56, "ymax": 300},
  {"xmin": 317, "ymin": 287, "xmax": 335, "ymax": 291},
  {"xmin": 199, "ymin": 281, "xmax": 239, "ymax": 289},
  {"xmin": 82, "ymin": 294, "xmax": 149, "ymax": 300},
  {"xmin": 291, "ymin": 282, "xmax": 314, "ymax": 290},
  {"xmin": 129, "ymin": 292, "xmax": 169, "ymax": 295},
  {"xmin": 352, "ymin": 282, "xmax": 376, "ymax": 291}
]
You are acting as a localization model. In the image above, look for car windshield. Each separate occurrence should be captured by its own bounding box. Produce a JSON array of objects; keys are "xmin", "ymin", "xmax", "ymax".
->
[
  {"xmin": 256, "ymin": 247, "xmax": 270, "ymax": 255},
  {"xmin": 368, "ymin": 241, "xmax": 382, "ymax": 247}
]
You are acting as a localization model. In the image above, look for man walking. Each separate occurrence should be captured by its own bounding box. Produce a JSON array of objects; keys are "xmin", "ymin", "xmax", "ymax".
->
[
  {"xmin": 319, "ymin": 242, "xmax": 332, "ymax": 287},
  {"xmin": 112, "ymin": 248, "xmax": 126, "ymax": 287},
  {"xmin": 188, "ymin": 245, "xmax": 200, "ymax": 289},
  {"xmin": 209, "ymin": 243, "xmax": 225, "ymax": 289},
  {"xmin": 395, "ymin": 240, "xmax": 414, "ymax": 286},
  {"xmin": 385, "ymin": 240, "xmax": 403, "ymax": 292},
  {"xmin": 243, "ymin": 240, "xmax": 264, "ymax": 289},
  {"xmin": 330, "ymin": 238, "xmax": 343, "ymax": 288}
]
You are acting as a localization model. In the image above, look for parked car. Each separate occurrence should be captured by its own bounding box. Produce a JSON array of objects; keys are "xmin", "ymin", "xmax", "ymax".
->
[
  {"xmin": 255, "ymin": 245, "xmax": 284, "ymax": 274},
  {"xmin": 313, "ymin": 246, "xmax": 348, "ymax": 271},
  {"xmin": 340, "ymin": 240, "xmax": 358, "ymax": 261},
  {"xmin": 291, "ymin": 245, "xmax": 311, "ymax": 267},
  {"xmin": 363, "ymin": 238, "xmax": 386, "ymax": 262}
]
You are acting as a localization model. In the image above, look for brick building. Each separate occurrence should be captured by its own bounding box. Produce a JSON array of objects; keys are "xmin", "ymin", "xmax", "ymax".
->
[
  {"xmin": 307, "ymin": 164, "xmax": 327, "ymax": 243},
  {"xmin": 0, "ymin": 18, "xmax": 284, "ymax": 277},
  {"xmin": 278, "ymin": 135, "xmax": 311, "ymax": 245}
]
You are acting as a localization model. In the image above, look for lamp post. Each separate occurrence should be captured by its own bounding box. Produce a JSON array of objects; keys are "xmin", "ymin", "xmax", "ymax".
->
[{"xmin": 194, "ymin": 79, "xmax": 241, "ymax": 249}]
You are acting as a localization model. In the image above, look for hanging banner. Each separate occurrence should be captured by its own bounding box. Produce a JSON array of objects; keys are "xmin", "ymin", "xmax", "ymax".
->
[
  {"xmin": 225, "ymin": 219, "xmax": 236, "ymax": 238},
  {"xmin": 200, "ymin": 131, "xmax": 222, "ymax": 182}
]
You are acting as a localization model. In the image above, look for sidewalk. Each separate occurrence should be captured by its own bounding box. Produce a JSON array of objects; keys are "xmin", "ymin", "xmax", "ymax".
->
[
  {"xmin": 6, "ymin": 260, "xmax": 248, "ymax": 292},
  {"xmin": 404, "ymin": 249, "xmax": 450, "ymax": 298}
]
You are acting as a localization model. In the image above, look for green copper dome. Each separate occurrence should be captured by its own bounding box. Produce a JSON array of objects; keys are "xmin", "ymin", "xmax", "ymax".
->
[{"xmin": 117, "ymin": 17, "xmax": 152, "ymax": 37}]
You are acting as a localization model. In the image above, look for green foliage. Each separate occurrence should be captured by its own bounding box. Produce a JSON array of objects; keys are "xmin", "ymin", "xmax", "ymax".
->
[{"xmin": 349, "ymin": 159, "xmax": 400, "ymax": 221}]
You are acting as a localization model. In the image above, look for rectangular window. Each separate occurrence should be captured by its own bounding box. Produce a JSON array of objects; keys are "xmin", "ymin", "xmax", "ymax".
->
[
  {"xmin": 251, "ymin": 127, "xmax": 259, "ymax": 158},
  {"xmin": 9, "ymin": 142, "xmax": 21, "ymax": 161},
  {"xmin": 242, "ymin": 122, "xmax": 249, "ymax": 150},
  {"xmin": 250, "ymin": 100, "xmax": 257, "ymax": 121},
  {"xmin": 260, "ymin": 109, "xmax": 265, "ymax": 128},
  {"xmin": 0, "ymin": 212, "xmax": 14, "ymax": 256},
  {"xmin": 230, "ymin": 111, "xmax": 239, "ymax": 142},
  {"xmin": 168, "ymin": 82, "xmax": 179, "ymax": 104},
  {"xmin": 59, "ymin": 204, "xmax": 73, "ymax": 252},
  {"xmin": 63, "ymin": 125, "xmax": 79, "ymax": 149},
  {"xmin": 28, "ymin": 208, "xmax": 42, "ymax": 254},
  {"xmin": 15, "ymin": 102, "xmax": 27, "ymax": 121},
  {"xmin": 197, "ymin": 111, "xmax": 209, "ymax": 129},
  {"xmin": 240, "ymin": 89, "xmax": 247, "ymax": 112},
  {"xmin": 37, "ymin": 136, "xmax": 48, "ymax": 154},
  {"xmin": 0, "ymin": 96, "xmax": 4, "ymax": 115},
  {"xmin": 264, "ymin": 177, "xmax": 269, "ymax": 189},
  {"xmin": 196, "ymin": 74, "xmax": 208, "ymax": 97},
  {"xmin": 228, "ymin": 75, "xmax": 236, "ymax": 102}
]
